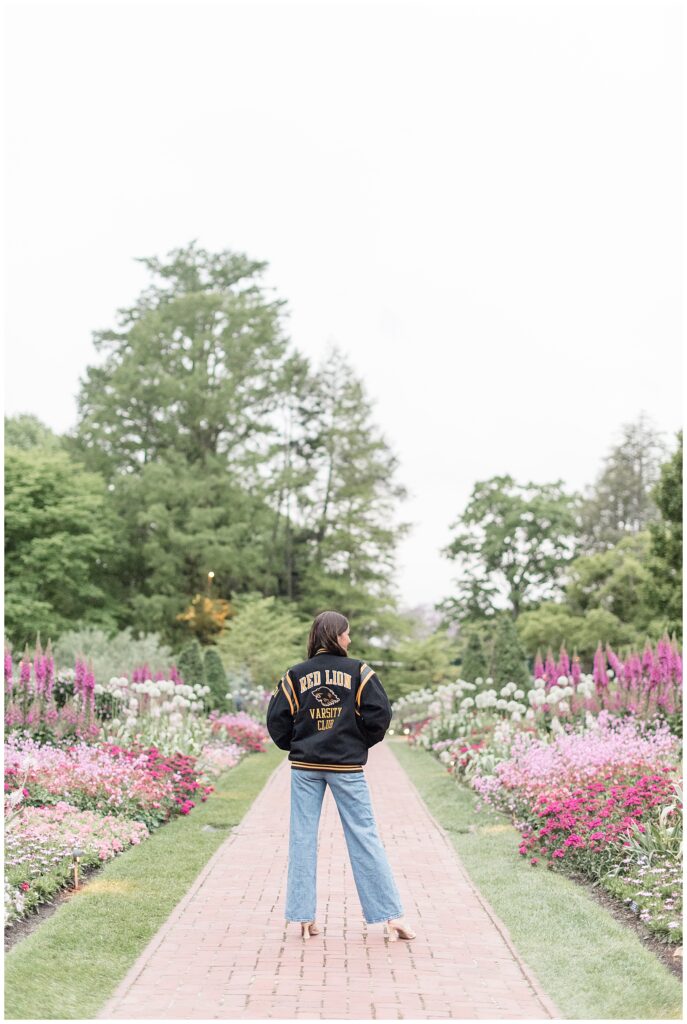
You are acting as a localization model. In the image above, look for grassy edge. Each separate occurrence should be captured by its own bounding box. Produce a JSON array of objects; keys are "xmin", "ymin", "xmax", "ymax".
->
[
  {"xmin": 4, "ymin": 743, "xmax": 286, "ymax": 1020},
  {"xmin": 388, "ymin": 737, "xmax": 682, "ymax": 1021}
]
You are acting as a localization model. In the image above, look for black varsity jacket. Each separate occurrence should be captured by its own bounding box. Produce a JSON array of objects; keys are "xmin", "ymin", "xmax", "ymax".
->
[{"xmin": 265, "ymin": 648, "xmax": 392, "ymax": 772}]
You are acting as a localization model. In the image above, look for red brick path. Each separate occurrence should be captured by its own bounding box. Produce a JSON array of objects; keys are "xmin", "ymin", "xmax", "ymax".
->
[{"xmin": 99, "ymin": 740, "xmax": 560, "ymax": 1019}]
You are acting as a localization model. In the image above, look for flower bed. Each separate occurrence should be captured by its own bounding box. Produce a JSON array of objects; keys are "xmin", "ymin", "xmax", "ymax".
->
[
  {"xmin": 197, "ymin": 742, "xmax": 244, "ymax": 776},
  {"xmin": 4, "ymin": 802, "xmax": 149, "ymax": 926},
  {"xmin": 396, "ymin": 639, "xmax": 683, "ymax": 946},
  {"xmin": 4, "ymin": 641, "xmax": 273, "ymax": 933},
  {"xmin": 4, "ymin": 736, "xmax": 212, "ymax": 829},
  {"xmin": 208, "ymin": 711, "xmax": 269, "ymax": 752}
]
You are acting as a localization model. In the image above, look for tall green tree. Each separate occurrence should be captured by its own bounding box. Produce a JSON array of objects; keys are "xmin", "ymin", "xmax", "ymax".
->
[
  {"xmin": 642, "ymin": 430, "xmax": 682, "ymax": 638},
  {"xmin": 296, "ymin": 347, "xmax": 410, "ymax": 646},
  {"xmin": 68, "ymin": 241, "xmax": 293, "ymax": 478},
  {"xmin": 441, "ymin": 475, "xmax": 580, "ymax": 620},
  {"xmin": 4, "ymin": 414, "xmax": 62, "ymax": 451},
  {"xmin": 109, "ymin": 450, "xmax": 278, "ymax": 644},
  {"xmin": 577, "ymin": 412, "xmax": 667, "ymax": 554},
  {"xmin": 4, "ymin": 447, "xmax": 121, "ymax": 647}
]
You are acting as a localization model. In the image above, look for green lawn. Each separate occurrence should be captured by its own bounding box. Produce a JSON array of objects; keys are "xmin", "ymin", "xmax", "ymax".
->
[
  {"xmin": 4, "ymin": 743, "xmax": 285, "ymax": 1020},
  {"xmin": 389, "ymin": 737, "xmax": 682, "ymax": 1021}
]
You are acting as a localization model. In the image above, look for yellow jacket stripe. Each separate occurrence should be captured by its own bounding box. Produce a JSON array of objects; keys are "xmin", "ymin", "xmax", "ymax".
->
[
  {"xmin": 290, "ymin": 761, "xmax": 363, "ymax": 771},
  {"xmin": 281, "ymin": 678, "xmax": 295, "ymax": 715},
  {"xmin": 356, "ymin": 663, "xmax": 375, "ymax": 706},
  {"xmin": 284, "ymin": 671, "xmax": 300, "ymax": 711}
]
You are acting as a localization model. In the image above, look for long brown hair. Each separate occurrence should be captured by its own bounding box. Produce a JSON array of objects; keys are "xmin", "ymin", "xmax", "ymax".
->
[{"xmin": 307, "ymin": 610, "xmax": 349, "ymax": 659}]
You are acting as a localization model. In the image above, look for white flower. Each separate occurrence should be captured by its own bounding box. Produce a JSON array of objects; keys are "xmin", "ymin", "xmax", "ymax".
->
[
  {"xmin": 460, "ymin": 697, "xmax": 475, "ymax": 708},
  {"xmin": 558, "ymin": 701, "xmax": 570, "ymax": 713},
  {"xmin": 557, "ymin": 675, "xmax": 569, "ymax": 686},
  {"xmin": 513, "ymin": 689, "xmax": 524, "ymax": 700},
  {"xmin": 534, "ymin": 678, "xmax": 546, "ymax": 690},
  {"xmin": 496, "ymin": 699, "xmax": 508, "ymax": 710}
]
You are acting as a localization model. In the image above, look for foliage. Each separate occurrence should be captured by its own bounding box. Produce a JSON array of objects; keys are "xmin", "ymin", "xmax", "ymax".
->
[
  {"xmin": 4, "ymin": 413, "xmax": 62, "ymax": 451},
  {"xmin": 69, "ymin": 241, "xmax": 292, "ymax": 475},
  {"xmin": 642, "ymin": 430, "xmax": 683, "ymax": 640},
  {"xmin": 459, "ymin": 628, "xmax": 488, "ymax": 686},
  {"xmin": 99, "ymin": 450, "xmax": 281, "ymax": 644},
  {"xmin": 488, "ymin": 613, "xmax": 530, "ymax": 687},
  {"xmin": 441, "ymin": 475, "xmax": 580, "ymax": 620},
  {"xmin": 53, "ymin": 626, "xmax": 175, "ymax": 685},
  {"xmin": 203, "ymin": 646, "xmax": 229, "ymax": 710},
  {"xmin": 216, "ymin": 594, "xmax": 307, "ymax": 688},
  {"xmin": 293, "ymin": 348, "xmax": 410, "ymax": 648},
  {"xmin": 576, "ymin": 413, "xmax": 668, "ymax": 553},
  {"xmin": 59, "ymin": 243, "xmax": 409, "ymax": 646},
  {"xmin": 516, "ymin": 604, "xmax": 638, "ymax": 668},
  {"xmin": 4, "ymin": 447, "xmax": 122, "ymax": 647},
  {"xmin": 177, "ymin": 639, "xmax": 205, "ymax": 688},
  {"xmin": 176, "ymin": 593, "xmax": 234, "ymax": 645},
  {"xmin": 383, "ymin": 629, "xmax": 459, "ymax": 701}
]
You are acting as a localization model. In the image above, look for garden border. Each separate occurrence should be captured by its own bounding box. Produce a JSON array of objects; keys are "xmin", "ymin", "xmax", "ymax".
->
[
  {"xmin": 97, "ymin": 754, "xmax": 284, "ymax": 1018},
  {"xmin": 387, "ymin": 737, "xmax": 562, "ymax": 1019}
]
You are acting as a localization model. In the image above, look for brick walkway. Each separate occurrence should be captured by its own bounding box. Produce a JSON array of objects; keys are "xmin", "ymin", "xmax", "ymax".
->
[{"xmin": 99, "ymin": 740, "xmax": 560, "ymax": 1020}]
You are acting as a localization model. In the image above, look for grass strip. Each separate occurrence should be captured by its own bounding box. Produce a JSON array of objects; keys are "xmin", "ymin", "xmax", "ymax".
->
[
  {"xmin": 389, "ymin": 737, "xmax": 682, "ymax": 1021},
  {"xmin": 4, "ymin": 743, "xmax": 285, "ymax": 1020}
]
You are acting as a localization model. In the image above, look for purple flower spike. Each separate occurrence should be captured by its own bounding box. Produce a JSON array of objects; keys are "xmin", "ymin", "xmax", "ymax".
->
[{"xmin": 5, "ymin": 649, "xmax": 13, "ymax": 693}]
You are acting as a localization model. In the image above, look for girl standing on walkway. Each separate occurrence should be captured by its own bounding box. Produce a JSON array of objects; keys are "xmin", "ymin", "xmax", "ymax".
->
[{"xmin": 266, "ymin": 610, "xmax": 416, "ymax": 943}]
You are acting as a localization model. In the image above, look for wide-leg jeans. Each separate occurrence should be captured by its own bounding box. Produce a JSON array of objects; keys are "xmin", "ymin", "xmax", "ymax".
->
[{"xmin": 285, "ymin": 768, "xmax": 404, "ymax": 925}]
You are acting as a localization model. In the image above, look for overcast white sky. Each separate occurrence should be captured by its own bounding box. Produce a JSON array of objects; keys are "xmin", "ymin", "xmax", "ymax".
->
[{"xmin": 3, "ymin": 0, "xmax": 683, "ymax": 610}]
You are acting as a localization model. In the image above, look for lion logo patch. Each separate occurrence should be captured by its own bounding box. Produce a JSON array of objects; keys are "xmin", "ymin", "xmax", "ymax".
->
[{"xmin": 312, "ymin": 686, "xmax": 340, "ymax": 707}]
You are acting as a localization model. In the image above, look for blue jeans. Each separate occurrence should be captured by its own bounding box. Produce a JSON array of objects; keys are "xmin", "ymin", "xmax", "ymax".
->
[{"xmin": 285, "ymin": 768, "xmax": 404, "ymax": 925}]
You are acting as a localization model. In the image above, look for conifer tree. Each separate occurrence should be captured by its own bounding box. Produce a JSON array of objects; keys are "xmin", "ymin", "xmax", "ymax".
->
[
  {"xmin": 488, "ymin": 615, "xmax": 530, "ymax": 687},
  {"xmin": 460, "ymin": 630, "xmax": 488, "ymax": 684},
  {"xmin": 204, "ymin": 647, "xmax": 229, "ymax": 710},
  {"xmin": 178, "ymin": 639, "xmax": 205, "ymax": 688}
]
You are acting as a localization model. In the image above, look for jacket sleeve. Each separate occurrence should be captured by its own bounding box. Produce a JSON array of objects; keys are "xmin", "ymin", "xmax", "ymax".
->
[
  {"xmin": 265, "ymin": 676, "xmax": 295, "ymax": 750},
  {"xmin": 355, "ymin": 663, "xmax": 392, "ymax": 747}
]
